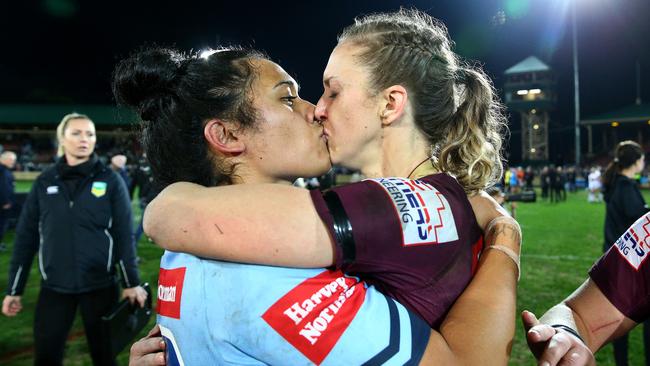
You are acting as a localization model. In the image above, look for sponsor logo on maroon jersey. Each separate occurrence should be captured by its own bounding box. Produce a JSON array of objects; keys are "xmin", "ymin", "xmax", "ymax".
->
[
  {"xmin": 369, "ymin": 177, "xmax": 459, "ymax": 246},
  {"xmin": 262, "ymin": 270, "xmax": 365, "ymax": 365},
  {"xmin": 157, "ymin": 267, "xmax": 186, "ymax": 319},
  {"xmin": 615, "ymin": 213, "xmax": 650, "ymax": 270}
]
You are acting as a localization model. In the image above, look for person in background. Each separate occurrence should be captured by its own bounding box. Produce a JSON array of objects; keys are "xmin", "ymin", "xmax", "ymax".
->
[
  {"xmin": 2, "ymin": 113, "xmax": 147, "ymax": 366},
  {"xmin": 540, "ymin": 166, "xmax": 549, "ymax": 200},
  {"xmin": 0, "ymin": 151, "xmax": 17, "ymax": 251},
  {"xmin": 110, "ymin": 154, "xmax": 131, "ymax": 190},
  {"xmin": 600, "ymin": 140, "xmax": 649, "ymax": 365},
  {"xmin": 548, "ymin": 164, "xmax": 558, "ymax": 203},
  {"xmin": 524, "ymin": 166, "xmax": 534, "ymax": 191},
  {"xmin": 130, "ymin": 153, "xmax": 157, "ymax": 244},
  {"xmin": 555, "ymin": 166, "xmax": 567, "ymax": 202},
  {"xmin": 588, "ymin": 166, "xmax": 603, "ymax": 203}
]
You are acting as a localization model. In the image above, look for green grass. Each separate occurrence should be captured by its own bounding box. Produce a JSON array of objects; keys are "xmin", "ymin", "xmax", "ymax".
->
[{"xmin": 1, "ymin": 186, "xmax": 648, "ymax": 365}]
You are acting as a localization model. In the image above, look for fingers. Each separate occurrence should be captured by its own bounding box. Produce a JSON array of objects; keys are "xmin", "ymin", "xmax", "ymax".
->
[
  {"xmin": 137, "ymin": 291, "xmax": 148, "ymax": 308},
  {"xmin": 538, "ymin": 331, "xmax": 593, "ymax": 366},
  {"xmin": 147, "ymin": 324, "xmax": 161, "ymax": 337},
  {"xmin": 129, "ymin": 336, "xmax": 167, "ymax": 366},
  {"xmin": 2, "ymin": 297, "xmax": 22, "ymax": 317},
  {"xmin": 522, "ymin": 310, "xmax": 540, "ymax": 330}
]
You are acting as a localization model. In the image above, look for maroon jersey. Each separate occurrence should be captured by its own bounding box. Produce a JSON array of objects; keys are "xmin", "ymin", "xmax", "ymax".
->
[
  {"xmin": 310, "ymin": 174, "xmax": 483, "ymax": 327},
  {"xmin": 590, "ymin": 212, "xmax": 650, "ymax": 322}
]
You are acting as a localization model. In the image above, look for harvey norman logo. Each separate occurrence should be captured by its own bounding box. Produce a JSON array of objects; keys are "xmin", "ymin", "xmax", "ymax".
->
[
  {"xmin": 615, "ymin": 213, "xmax": 650, "ymax": 270},
  {"xmin": 262, "ymin": 270, "xmax": 365, "ymax": 365},
  {"xmin": 369, "ymin": 177, "xmax": 459, "ymax": 246}
]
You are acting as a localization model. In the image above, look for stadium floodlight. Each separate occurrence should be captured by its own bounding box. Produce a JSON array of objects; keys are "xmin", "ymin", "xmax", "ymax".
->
[
  {"xmin": 533, "ymin": 124, "xmax": 540, "ymax": 130},
  {"xmin": 517, "ymin": 89, "xmax": 529, "ymax": 95},
  {"xmin": 529, "ymin": 89, "xmax": 542, "ymax": 94}
]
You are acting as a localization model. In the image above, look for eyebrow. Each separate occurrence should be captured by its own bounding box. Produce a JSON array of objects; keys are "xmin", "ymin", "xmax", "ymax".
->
[
  {"xmin": 323, "ymin": 76, "xmax": 339, "ymax": 88},
  {"xmin": 273, "ymin": 80, "xmax": 300, "ymax": 92}
]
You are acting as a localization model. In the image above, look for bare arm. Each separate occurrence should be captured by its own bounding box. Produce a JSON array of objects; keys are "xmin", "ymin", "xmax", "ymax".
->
[
  {"xmin": 145, "ymin": 183, "xmax": 511, "ymax": 269},
  {"xmin": 144, "ymin": 182, "xmax": 335, "ymax": 267},
  {"xmin": 524, "ymin": 279, "xmax": 637, "ymax": 365},
  {"xmin": 420, "ymin": 202, "xmax": 521, "ymax": 365}
]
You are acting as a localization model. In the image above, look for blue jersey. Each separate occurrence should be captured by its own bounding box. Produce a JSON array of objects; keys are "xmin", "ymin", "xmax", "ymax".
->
[{"xmin": 157, "ymin": 251, "xmax": 430, "ymax": 365}]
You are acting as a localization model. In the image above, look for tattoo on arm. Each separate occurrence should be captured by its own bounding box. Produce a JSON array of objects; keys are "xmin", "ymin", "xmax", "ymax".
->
[
  {"xmin": 485, "ymin": 219, "xmax": 521, "ymax": 247},
  {"xmin": 214, "ymin": 223, "xmax": 224, "ymax": 235}
]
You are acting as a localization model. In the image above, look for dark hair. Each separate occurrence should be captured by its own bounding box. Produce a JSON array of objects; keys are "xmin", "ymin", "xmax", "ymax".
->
[
  {"xmin": 338, "ymin": 9, "xmax": 507, "ymax": 194},
  {"xmin": 112, "ymin": 47, "xmax": 266, "ymax": 188},
  {"xmin": 602, "ymin": 140, "xmax": 644, "ymax": 189}
]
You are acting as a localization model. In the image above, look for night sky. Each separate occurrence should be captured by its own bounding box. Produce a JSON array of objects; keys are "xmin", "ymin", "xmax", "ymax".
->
[{"xmin": 1, "ymin": 0, "xmax": 648, "ymax": 162}]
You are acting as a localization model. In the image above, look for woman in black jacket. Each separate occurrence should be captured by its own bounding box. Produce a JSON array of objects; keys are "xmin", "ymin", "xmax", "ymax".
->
[
  {"xmin": 2, "ymin": 113, "xmax": 147, "ymax": 366},
  {"xmin": 602, "ymin": 140, "xmax": 649, "ymax": 366}
]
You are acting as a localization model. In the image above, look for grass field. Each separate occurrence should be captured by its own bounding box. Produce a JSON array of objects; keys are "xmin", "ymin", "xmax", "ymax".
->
[{"xmin": 0, "ymin": 182, "xmax": 648, "ymax": 365}]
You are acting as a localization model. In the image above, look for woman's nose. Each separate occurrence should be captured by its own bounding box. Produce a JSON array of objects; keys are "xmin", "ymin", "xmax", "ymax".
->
[{"xmin": 315, "ymin": 98, "xmax": 327, "ymax": 121}]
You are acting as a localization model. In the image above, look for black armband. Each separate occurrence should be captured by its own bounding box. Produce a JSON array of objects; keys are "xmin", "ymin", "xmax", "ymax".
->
[
  {"xmin": 551, "ymin": 324, "xmax": 586, "ymax": 345},
  {"xmin": 322, "ymin": 190, "xmax": 356, "ymax": 265}
]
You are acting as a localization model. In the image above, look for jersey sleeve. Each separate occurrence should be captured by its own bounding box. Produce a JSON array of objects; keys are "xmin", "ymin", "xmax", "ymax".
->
[
  {"xmin": 309, "ymin": 175, "xmax": 477, "ymax": 280},
  {"xmin": 309, "ymin": 178, "xmax": 412, "ymax": 273},
  {"xmin": 589, "ymin": 212, "xmax": 650, "ymax": 322}
]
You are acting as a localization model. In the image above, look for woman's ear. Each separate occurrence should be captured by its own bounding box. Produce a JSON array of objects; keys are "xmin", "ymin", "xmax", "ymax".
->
[
  {"xmin": 204, "ymin": 119, "xmax": 246, "ymax": 155},
  {"xmin": 379, "ymin": 85, "xmax": 408, "ymax": 126}
]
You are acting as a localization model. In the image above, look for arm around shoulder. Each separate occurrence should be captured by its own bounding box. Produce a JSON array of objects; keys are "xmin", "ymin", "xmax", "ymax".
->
[{"xmin": 144, "ymin": 182, "xmax": 336, "ymax": 267}]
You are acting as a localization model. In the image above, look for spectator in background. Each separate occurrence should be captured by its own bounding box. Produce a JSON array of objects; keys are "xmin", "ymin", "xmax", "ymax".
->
[
  {"xmin": 516, "ymin": 166, "xmax": 525, "ymax": 188},
  {"xmin": 567, "ymin": 166, "xmax": 577, "ymax": 193},
  {"xmin": 524, "ymin": 166, "xmax": 534, "ymax": 190},
  {"xmin": 2, "ymin": 113, "xmax": 147, "ymax": 366},
  {"xmin": 548, "ymin": 165, "xmax": 558, "ymax": 203},
  {"xmin": 600, "ymin": 140, "xmax": 649, "ymax": 366},
  {"xmin": 555, "ymin": 166, "xmax": 567, "ymax": 202},
  {"xmin": 0, "ymin": 151, "xmax": 17, "ymax": 251},
  {"xmin": 540, "ymin": 166, "xmax": 549, "ymax": 200},
  {"xmin": 110, "ymin": 154, "xmax": 131, "ymax": 189},
  {"xmin": 588, "ymin": 166, "xmax": 603, "ymax": 203},
  {"xmin": 130, "ymin": 153, "xmax": 158, "ymax": 244}
]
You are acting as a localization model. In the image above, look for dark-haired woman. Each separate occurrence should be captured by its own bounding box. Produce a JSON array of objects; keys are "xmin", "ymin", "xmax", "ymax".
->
[
  {"xmin": 115, "ymin": 43, "xmax": 519, "ymax": 364},
  {"xmin": 601, "ymin": 140, "xmax": 649, "ymax": 365}
]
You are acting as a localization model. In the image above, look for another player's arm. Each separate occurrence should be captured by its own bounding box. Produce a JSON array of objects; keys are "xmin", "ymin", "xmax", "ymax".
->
[{"xmin": 524, "ymin": 279, "xmax": 637, "ymax": 365}]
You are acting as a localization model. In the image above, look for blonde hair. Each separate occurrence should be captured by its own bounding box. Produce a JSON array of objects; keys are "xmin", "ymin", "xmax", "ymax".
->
[
  {"xmin": 339, "ymin": 9, "xmax": 507, "ymax": 194},
  {"xmin": 56, "ymin": 113, "xmax": 93, "ymax": 157}
]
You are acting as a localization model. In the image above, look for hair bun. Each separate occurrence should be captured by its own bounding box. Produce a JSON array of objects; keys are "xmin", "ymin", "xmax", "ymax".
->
[{"xmin": 112, "ymin": 47, "xmax": 186, "ymax": 118}]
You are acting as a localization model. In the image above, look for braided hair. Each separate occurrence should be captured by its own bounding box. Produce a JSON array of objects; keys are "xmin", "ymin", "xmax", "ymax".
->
[{"xmin": 338, "ymin": 9, "xmax": 507, "ymax": 194}]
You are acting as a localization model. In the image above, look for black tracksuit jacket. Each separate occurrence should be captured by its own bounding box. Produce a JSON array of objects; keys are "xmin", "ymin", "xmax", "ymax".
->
[{"xmin": 6, "ymin": 156, "xmax": 140, "ymax": 295}]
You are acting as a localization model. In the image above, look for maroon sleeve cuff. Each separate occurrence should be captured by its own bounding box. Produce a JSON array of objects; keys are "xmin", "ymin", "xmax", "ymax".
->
[{"xmin": 309, "ymin": 189, "xmax": 345, "ymax": 270}]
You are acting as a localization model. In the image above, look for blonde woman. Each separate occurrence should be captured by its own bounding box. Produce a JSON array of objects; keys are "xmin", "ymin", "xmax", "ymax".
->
[{"xmin": 2, "ymin": 113, "xmax": 147, "ymax": 365}]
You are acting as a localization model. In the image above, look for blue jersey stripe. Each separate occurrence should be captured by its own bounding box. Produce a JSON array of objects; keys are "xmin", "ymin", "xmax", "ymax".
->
[
  {"xmin": 405, "ymin": 306, "xmax": 431, "ymax": 365},
  {"xmin": 361, "ymin": 296, "xmax": 400, "ymax": 365}
]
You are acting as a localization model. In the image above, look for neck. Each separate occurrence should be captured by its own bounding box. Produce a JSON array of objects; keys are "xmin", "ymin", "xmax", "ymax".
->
[
  {"xmin": 64, "ymin": 153, "xmax": 90, "ymax": 167},
  {"xmin": 359, "ymin": 124, "xmax": 432, "ymax": 178},
  {"xmin": 621, "ymin": 167, "xmax": 637, "ymax": 179},
  {"xmin": 231, "ymin": 166, "xmax": 293, "ymax": 186}
]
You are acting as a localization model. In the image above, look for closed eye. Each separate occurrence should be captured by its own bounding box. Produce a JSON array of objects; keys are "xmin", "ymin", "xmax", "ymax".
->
[{"xmin": 282, "ymin": 96, "xmax": 297, "ymax": 106}]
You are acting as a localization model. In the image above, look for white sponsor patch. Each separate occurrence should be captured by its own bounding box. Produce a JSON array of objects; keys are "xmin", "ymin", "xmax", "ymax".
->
[
  {"xmin": 46, "ymin": 186, "xmax": 59, "ymax": 194},
  {"xmin": 368, "ymin": 177, "xmax": 459, "ymax": 246},
  {"xmin": 614, "ymin": 213, "xmax": 650, "ymax": 270}
]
